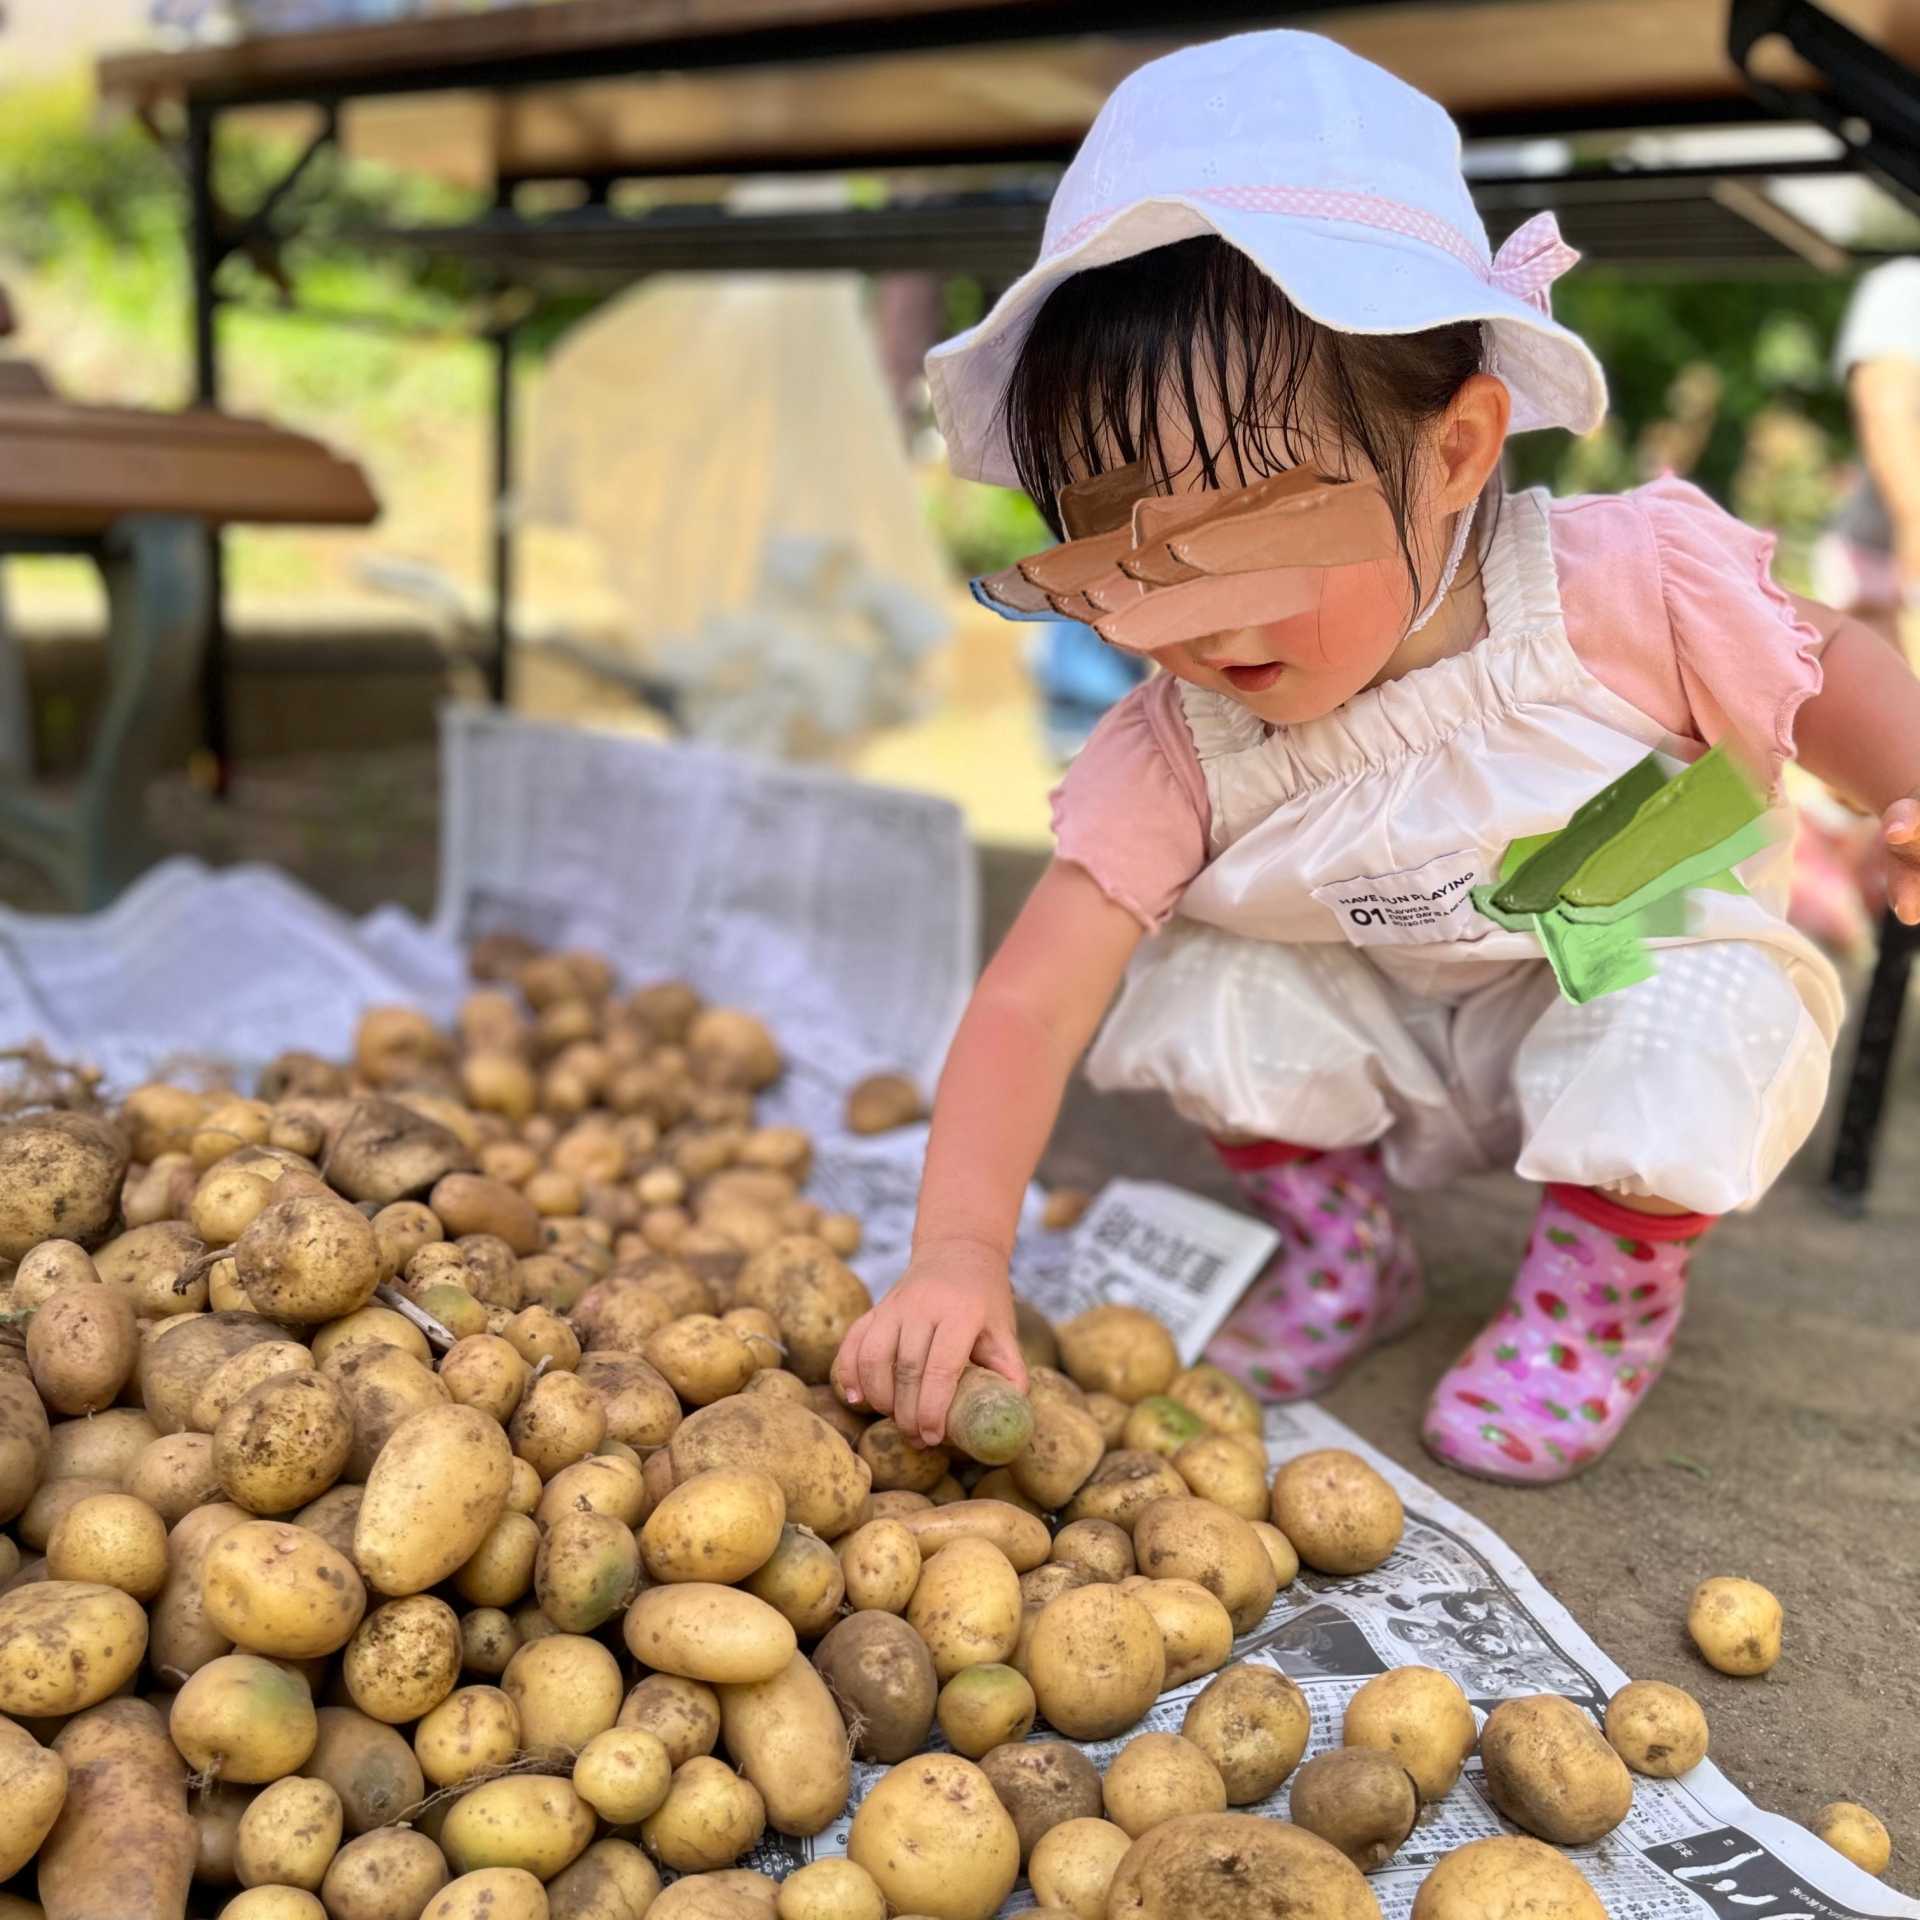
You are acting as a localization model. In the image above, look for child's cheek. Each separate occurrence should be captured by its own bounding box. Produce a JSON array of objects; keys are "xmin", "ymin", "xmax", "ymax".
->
[{"xmin": 1320, "ymin": 557, "xmax": 1416, "ymax": 661}]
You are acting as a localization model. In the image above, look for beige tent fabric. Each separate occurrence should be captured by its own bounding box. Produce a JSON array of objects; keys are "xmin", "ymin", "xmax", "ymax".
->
[{"xmin": 526, "ymin": 273, "xmax": 951, "ymax": 642}]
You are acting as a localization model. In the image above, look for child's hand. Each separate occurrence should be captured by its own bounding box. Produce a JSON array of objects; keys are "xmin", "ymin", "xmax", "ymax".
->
[
  {"xmin": 1884, "ymin": 796, "xmax": 1920, "ymax": 924},
  {"xmin": 832, "ymin": 1240, "xmax": 1028, "ymax": 1447}
]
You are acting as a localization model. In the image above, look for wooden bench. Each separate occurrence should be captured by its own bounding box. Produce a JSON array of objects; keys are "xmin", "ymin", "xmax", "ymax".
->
[{"xmin": 0, "ymin": 333, "xmax": 377, "ymax": 909}]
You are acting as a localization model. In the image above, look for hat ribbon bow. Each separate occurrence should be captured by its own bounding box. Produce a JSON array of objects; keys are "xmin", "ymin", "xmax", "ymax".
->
[{"xmin": 1490, "ymin": 211, "xmax": 1580, "ymax": 315}]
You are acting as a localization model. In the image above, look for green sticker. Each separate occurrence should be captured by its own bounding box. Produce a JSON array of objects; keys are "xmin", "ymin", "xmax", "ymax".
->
[
  {"xmin": 1491, "ymin": 756, "xmax": 1667, "ymax": 915},
  {"xmin": 1472, "ymin": 747, "xmax": 1778, "ymax": 1007},
  {"xmin": 1534, "ymin": 911, "xmax": 1657, "ymax": 1004},
  {"xmin": 1560, "ymin": 747, "xmax": 1765, "ymax": 908}
]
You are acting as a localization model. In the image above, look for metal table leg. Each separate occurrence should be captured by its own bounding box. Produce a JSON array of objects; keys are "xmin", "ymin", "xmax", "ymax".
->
[{"xmin": 1827, "ymin": 906, "xmax": 1920, "ymax": 1209}]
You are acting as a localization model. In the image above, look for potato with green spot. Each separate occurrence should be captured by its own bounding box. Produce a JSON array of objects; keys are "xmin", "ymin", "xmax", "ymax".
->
[
  {"xmin": 1166, "ymin": 1363, "xmax": 1261, "ymax": 1436},
  {"xmin": 536, "ymin": 1510, "xmax": 641, "ymax": 1633},
  {"xmin": 937, "ymin": 1663, "xmax": 1036, "ymax": 1758},
  {"xmin": 744, "ymin": 1524, "xmax": 844, "ymax": 1637},
  {"xmin": 170, "ymin": 1653, "xmax": 317, "ymax": 1783},
  {"xmin": 1122, "ymin": 1397, "xmax": 1206, "ymax": 1459}
]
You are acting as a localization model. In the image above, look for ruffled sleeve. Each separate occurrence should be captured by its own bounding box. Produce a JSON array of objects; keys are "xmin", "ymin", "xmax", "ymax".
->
[
  {"xmin": 1639, "ymin": 475, "xmax": 1827, "ymax": 791},
  {"xmin": 1049, "ymin": 674, "xmax": 1211, "ymax": 931}
]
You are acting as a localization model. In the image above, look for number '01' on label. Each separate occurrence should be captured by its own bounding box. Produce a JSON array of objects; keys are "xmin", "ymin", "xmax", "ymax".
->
[{"xmin": 1309, "ymin": 851, "xmax": 1489, "ymax": 947}]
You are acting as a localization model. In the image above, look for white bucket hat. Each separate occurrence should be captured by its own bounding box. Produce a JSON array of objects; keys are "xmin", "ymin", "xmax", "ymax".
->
[{"xmin": 926, "ymin": 29, "xmax": 1607, "ymax": 487}]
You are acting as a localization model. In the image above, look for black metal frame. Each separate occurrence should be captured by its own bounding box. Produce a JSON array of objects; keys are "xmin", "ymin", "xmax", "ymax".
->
[{"xmin": 1723, "ymin": 1, "xmax": 1920, "ymax": 1206}]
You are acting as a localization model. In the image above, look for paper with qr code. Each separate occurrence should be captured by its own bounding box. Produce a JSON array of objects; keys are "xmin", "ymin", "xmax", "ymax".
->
[{"xmin": 0, "ymin": 711, "xmax": 1908, "ymax": 1914}]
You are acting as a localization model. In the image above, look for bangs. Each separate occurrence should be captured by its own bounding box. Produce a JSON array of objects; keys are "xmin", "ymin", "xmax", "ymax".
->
[{"xmin": 999, "ymin": 235, "xmax": 1491, "ymax": 607}]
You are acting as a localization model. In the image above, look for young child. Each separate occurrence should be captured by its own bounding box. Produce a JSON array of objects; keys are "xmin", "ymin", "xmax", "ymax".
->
[{"xmin": 831, "ymin": 31, "xmax": 1920, "ymax": 1484}]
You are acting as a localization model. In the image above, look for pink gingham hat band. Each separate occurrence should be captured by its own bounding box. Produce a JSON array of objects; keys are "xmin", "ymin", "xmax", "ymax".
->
[
  {"xmin": 1045, "ymin": 191, "xmax": 1580, "ymax": 318},
  {"xmin": 926, "ymin": 31, "xmax": 1608, "ymax": 488}
]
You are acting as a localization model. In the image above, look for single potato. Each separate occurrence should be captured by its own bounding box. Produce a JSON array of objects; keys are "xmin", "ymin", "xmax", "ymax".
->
[
  {"xmin": 936, "ymin": 1663, "xmax": 1036, "ymax": 1759},
  {"xmin": 1182, "ymin": 1664, "xmax": 1312, "ymax": 1806},
  {"xmin": 1813, "ymin": 1803, "xmax": 1892, "ymax": 1878},
  {"xmin": 1028, "ymin": 1818, "xmax": 1134, "ymax": 1920},
  {"xmin": 638, "ymin": 1757, "xmax": 767, "ymax": 1874},
  {"xmin": 906, "ymin": 1538, "xmax": 1022, "ymax": 1681},
  {"xmin": 847, "ymin": 1754, "xmax": 1020, "ymax": 1920},
  {"xmin": 1102, "ymin": 1734, "xmax": 1228, "ymax": 1839},
  {"xmin": 1288, "ymin": 1748, "xmax": 1419, "ymax": 1870},
  {"xmin": 441, "ymin": 1775, "xmax": 596, "ymax": 1880},
  {"xmin": 1119, "ymin": 1576, "xmax": 1233, "ymax": 1689},
  {"xmin": 202, "ymin": 1520, "xmax": 366, "ymax": 1658},
  {"xmin": 235, "ymin": 1775, "xmax": 343, "ymax": 1890},
  {"xmin": 1687, "ymin": 1577, "xmax": 1783, "ymax": 1677},
  {"xmin": 1410, "ymin": 1835, "xmax": 1605, "ymax": 1918},
  {"xmin": 1343, "ymin": 1666, "xmax": 1480, "ymax": 1802},
  {"xmin": 1480, "ymin": 1694, "xmax": 1633, "ymax": 1846},
  {"xmin": 1269, "ymin": 1450, "xmax": 1403, "ymax": 1576},
  {"xmin": 1603, "ymin": 1680, "xmax": 1708, "ymax": 1779},
  {"xmin": 1104, "ymin": 1812, "xmax": 1384, "ymax": 1918},
  {"xmin": 642, "ymin": 1469, "xmax": 785, "ymax": 1585},
  {"xmin": 1025, "ymin": 1585, "xmax": 1165, "ymax": 1742}
]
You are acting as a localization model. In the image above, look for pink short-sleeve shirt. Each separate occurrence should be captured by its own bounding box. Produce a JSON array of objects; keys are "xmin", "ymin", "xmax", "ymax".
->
[{"xmin": 1050, "ymin": 478, "xmax": 1827, "ymax": 931}]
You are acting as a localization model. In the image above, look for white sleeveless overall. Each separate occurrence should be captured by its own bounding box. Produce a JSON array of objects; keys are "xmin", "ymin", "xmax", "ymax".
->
[{"xmin": 1084, "ymin": 489, "xmax": 1844, "ymax": 1215}]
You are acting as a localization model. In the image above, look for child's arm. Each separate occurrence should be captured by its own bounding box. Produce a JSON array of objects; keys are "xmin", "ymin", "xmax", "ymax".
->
[
  {"xmin": 1787, "ymin": 594, "xmax": 1920, "ymax": 924},
  {"xmin": 832, "ymin": 858, "xmax": 1147, "ymax": 1444}
]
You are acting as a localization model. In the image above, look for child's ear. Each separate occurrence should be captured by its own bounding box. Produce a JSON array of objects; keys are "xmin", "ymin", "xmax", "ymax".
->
[{"xmin": 1436, "ymin": 373, "xmax": 1512, "ymax": 510}]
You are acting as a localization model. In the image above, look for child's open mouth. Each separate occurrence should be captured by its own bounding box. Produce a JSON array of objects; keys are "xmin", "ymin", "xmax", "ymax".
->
[{"xmin": 1222, "ymin": 662, "xmax": 1285, "ymax": 693}]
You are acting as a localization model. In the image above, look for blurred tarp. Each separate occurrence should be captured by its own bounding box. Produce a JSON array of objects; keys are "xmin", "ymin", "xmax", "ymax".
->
[{"xmin": 523, "ymin": 273, "xmax": 951, "ymax": 760}]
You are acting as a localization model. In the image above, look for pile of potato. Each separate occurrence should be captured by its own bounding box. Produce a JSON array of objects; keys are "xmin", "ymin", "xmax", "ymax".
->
[{"xmin": 0, "ymin": 942, "xmax": 1879, "ymax": 1920}]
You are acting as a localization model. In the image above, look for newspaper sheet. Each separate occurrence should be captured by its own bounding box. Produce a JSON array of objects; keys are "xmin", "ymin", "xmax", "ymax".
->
[
  {"xmin": 0, "ymin": 710, "xmax": 1908, "ymax": 1914},
  {"xmin": 778, "ymin": 1372, "xmax": 1920, "ymax": 1919}
]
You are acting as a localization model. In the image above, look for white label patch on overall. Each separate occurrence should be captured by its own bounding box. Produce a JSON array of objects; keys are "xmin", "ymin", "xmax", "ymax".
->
[{"xmin": 1310, "ymin": 849, "xmax": 1488, "ymax": 946}]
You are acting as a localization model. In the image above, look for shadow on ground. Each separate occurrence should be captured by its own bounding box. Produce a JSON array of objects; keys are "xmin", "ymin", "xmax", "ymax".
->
[{"xmin": 2, "ymin": 747, "xmax": 1912, "ymax": 1893}]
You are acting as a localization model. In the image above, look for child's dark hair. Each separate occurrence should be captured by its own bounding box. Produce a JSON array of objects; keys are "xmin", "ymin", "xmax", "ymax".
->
[{"xmin": 1003, "ymin": 235, "xmax": 1494, "ymax": 612}]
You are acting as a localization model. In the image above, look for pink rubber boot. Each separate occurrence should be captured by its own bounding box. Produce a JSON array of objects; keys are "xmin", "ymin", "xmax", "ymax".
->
[
  {"xmin": 1205, "ymin": 1140, "xmax": 1425, "ymax": 1403},
  {"xmin": 1421, "ymin": 1185, "xmax": 1712, "ymax": 1484}
]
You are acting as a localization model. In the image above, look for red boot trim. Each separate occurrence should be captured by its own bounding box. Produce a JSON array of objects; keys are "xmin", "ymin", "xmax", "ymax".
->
[
  {"xmin": 1211, "ymin": 1138, "xmax": 1319, "ymax": 1174},
  {"xmin": 1545, "ymin": 1183, "xmax": 1716, "ymax": 1243}
]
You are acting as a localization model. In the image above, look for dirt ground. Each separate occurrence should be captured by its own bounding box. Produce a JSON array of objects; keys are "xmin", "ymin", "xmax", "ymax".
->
[{"xmin": 2, "ymin": 745, "xmax": 1913, "ymax": 1895}]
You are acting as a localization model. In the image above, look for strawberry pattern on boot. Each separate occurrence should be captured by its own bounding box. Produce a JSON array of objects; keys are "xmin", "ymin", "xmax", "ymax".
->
[
  {"xmin": 1421, "ymin": 1183, "xmax": 1711, "ymax": 1484},
  {"xmin": 1204, "ymin": 1140, "xmax": 1425, "ymax": 1403}
]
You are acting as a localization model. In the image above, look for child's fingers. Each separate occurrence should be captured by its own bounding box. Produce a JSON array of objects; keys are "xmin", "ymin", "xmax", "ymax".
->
[
  {"xmin": 832, "ymin": 1312, "xmax": 873, "ymax": 1404},
  {"xmin": 891, "ymin": 1321, "xmax": 938, "ymax": 1444},
  {"xmin": 915, "ymin": 1321, "xmax": 979, "ymax": 1447},
  {"xmin": 856, "ymin": 1314, "xmax": 904, "ymax": 1417},
  {"xmin": 972, "ymin": 1322, "xmax": 1031, "ymax": 1396},
  {"xmin": 1890, "ymin": 862, "xmax": 1920, "ymax": 927},
  {"xmin": 1884, "ymin": 797, "xmax": 1920, "ymax": 848}
]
